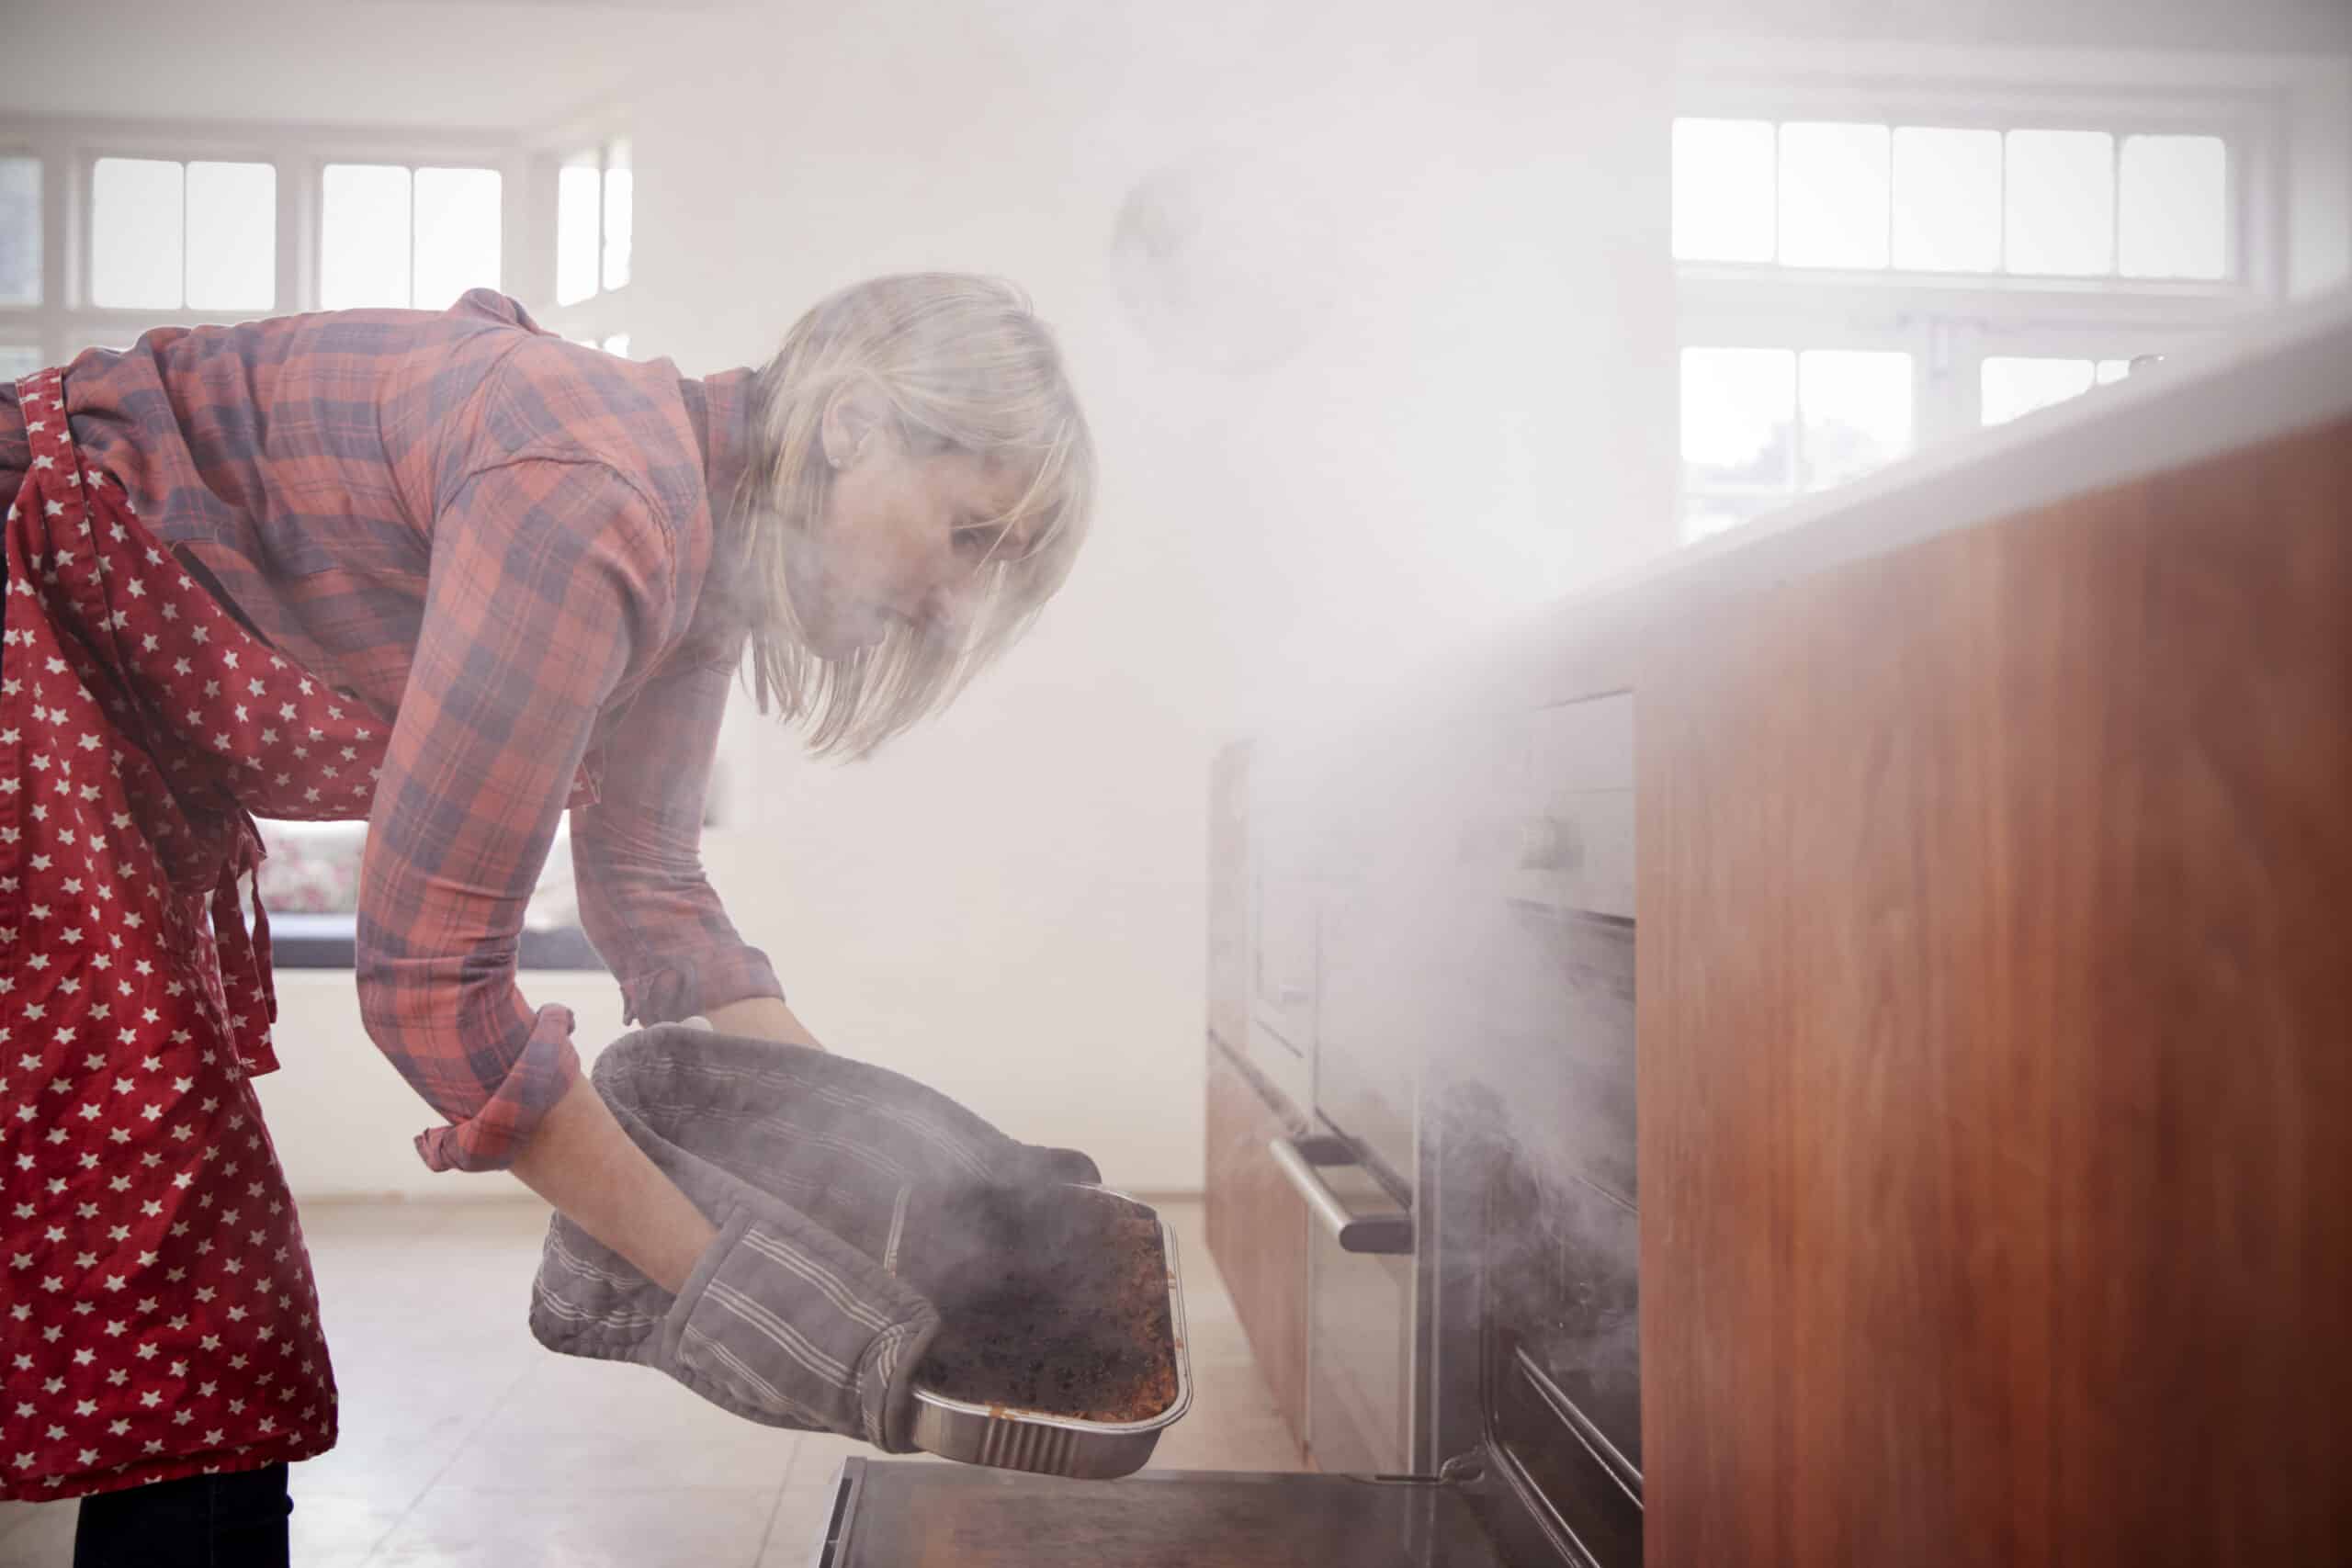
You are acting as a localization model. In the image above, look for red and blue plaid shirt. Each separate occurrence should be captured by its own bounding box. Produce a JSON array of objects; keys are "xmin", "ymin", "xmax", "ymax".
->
[{"xmin": 0, "ymin": 290, "xmax": 783, "ymax": 1171}]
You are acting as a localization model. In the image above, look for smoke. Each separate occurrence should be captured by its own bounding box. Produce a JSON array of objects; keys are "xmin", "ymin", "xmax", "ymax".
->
[{"xmin": 1215, "ymin": 697, "xmax": 1644, "ymax": 1456}]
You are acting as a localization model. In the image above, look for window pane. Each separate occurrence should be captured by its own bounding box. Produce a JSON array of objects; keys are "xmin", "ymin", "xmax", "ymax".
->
[
  {"xmin": 0, "ymin": 156, "xmax": 39, "ymax": 306},
  {"xmin": 2119, "ymin": 134, "xmax": 2226, "ymax": 280},
  {"xmin": 2095, "ymin": 358, "xmax": 2132, "ymax": 385},
  {"xmin": 1982, "ymin": 356, "xmax": 2096, "ymax": 426},
  {"xmin": 1682, "ymin": 346, "xmax": 1796, "ymax": 494},
  {"xmin": 602, "ymin": 138, "xmax": 632, "ymax": 292},
  {"xmin": 1672, "ymin": 118, "xmax": 1776, "ymax": 264},
  {"xmin": 1779, "ymin": 122, "xmax": 1890, "ymax": 269},
  {"xmin": 2006, "ymin": 130, "xmax": 2114, "ymax": 276},
  {"xmin": 413, "ymin": 166, "xmax": 502, "ymax": 311},
  {"xmin": 92, "ymin": 157, "xmax": 185, "ymax": 310},
  {"xmin": 0, "ymin": 344, "xmax": 43, "ymax": 380},
  {"xmin": 322, "ymin": 164, "xmax": 413, "ymax": 309},
  {"xmin": 1799, "ymin": 350, "xmax": 1913, "ymax": 490},
  {"xmin": 1891, "ymin": 127, "xmax": 2001, "ymax": 273},
  {"xmin": 183, "ymin": 161, "xmax": 275, "ymax": 312},
  {"xmin": 557, "ymin": 154, "xmax": 601, "ymax": 306}
]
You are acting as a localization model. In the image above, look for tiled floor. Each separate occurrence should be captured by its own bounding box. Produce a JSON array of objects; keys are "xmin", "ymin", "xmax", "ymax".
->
[{"xmin": 0, "ymin": 1198, "xmax": 1301, "ymax": 1566}]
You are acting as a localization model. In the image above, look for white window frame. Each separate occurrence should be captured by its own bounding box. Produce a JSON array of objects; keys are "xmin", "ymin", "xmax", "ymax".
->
[
  {"xmin": 1671, "ymin": 41, "xmax": 2330, "ymax": 536},
  {"xmin": 0, "ymin": 112, "xmax": 535, "ymax": 372},
  {"xmin": 527, "ymin": 118, "xmax": 632, "ymax": 355}
]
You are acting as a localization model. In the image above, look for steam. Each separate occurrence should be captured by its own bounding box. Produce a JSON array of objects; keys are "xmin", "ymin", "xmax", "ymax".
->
[{"xmin": 1222, "ymin": 711, "xmax": 1644, "ymax": 1449}]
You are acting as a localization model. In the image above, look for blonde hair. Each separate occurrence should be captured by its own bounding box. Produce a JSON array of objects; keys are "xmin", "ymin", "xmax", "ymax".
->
[{"xmin": 729, "ymin": 273, "xmax": 1096, "ymax": 758}]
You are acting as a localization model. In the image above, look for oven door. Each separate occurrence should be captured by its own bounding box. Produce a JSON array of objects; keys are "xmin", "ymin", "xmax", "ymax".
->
[
  {"xmin": 1295, "ymin": 870, "xmax": 1426, "ymax": 1477},
  {"xmin": 813, "ymin": 1458, "xmax": 1515, "ymax": 1568},
  {"xmin": 1270, "ymin": 1128, "xmax": 1417, "ymax": 1475},
  {"xmin": 1432, "ymin": 693, "xmax": 1642, "ymax": 1568}
]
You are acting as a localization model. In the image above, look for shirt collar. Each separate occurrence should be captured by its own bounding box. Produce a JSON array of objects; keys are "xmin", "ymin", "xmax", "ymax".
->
[{"xmin": 683, "ymin": 367, "xmax": 756, "ymax": 516}]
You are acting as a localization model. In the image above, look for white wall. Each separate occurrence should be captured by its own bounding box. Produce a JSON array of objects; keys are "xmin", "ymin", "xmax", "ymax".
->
[
  {"xmin": 626, "ymin": 0, "xmax": 1679, "ymax": 1190},
  {"xmin": 254, "ymin": 969, "xmax": 629, "ymax": 1201},
  {"xmin": 0, "ymin": 1, "xmax": 666, "ymax": 130}
]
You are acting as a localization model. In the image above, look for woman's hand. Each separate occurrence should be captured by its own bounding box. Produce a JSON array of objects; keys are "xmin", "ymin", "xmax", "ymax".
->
[{"xmin": 528, "ymin": 1029, "xmax": 1105, "ymax": 1450}]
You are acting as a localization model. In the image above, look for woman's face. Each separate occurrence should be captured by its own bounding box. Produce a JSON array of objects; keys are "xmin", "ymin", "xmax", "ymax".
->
[{"xmin": 788, "ymin": 418, "xmax": 1035, "ymax": 660}]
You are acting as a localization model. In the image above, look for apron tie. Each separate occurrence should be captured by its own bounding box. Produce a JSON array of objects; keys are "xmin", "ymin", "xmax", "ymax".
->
[{"xmin": 210, "ymin": 819, "xmax": 280, "ymax": 1076}]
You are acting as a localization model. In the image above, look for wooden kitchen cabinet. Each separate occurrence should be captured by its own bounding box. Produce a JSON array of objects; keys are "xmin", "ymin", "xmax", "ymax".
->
[
  {"xmin": 1204, "ymin": 1043, "xmax": 1310, "ymax": 1454},
  {"xmin": 1638, "ymin": 416, "xmax": 2352, "ymax": 1567}
]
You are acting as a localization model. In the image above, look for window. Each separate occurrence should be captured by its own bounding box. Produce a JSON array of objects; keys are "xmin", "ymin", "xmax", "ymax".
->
[
  {"xmin": 0, "ymin": 134, "xmax": 523, "ymax": 375},
  {"xmin": 91, "ymin": 157, "xmax": 276, "ymax": 311},
  {"xmin": 1681, "ymin": 346, "xmax": 1916, "ymax": 540},
  {"xmin": 0, "ymin": 128, "xmax": 608, "ymax": 969},
  {"xmin": 556, "ymin": 138, "xmax": 630, "ymax": 306},
  {"xmin": 539, "ymin": 135, "xmax": 633, "ymax": 351},
  {"xmin": 1671, "ymin": 72, "xmax": 2268, "ymax": 543},
  {"xmin": 0, "ymin": 154, "xmax": 38, "ymax": 306},
  {"xmin": 1674, "ymin": 118, "xmax": 2232, "ymax": 282},
  {"xmin": 322, "ymin": 164, "xmax": 502, "ymax": 310}
]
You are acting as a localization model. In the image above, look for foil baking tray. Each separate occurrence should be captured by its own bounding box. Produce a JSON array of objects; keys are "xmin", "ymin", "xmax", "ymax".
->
[{"xmin": 907, "ymin": 1189, "xmax": 1192, "ymax": 1480}]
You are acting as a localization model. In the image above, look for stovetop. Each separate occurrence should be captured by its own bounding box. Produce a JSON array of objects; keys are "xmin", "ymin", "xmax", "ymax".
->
[{"xmin": 811, "ymin": 1460, "xmax": 1516, "ymax": 1568}]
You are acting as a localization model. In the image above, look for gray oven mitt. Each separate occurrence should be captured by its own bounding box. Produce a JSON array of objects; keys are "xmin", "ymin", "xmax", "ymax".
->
[{"xmin": 528, "ymin": 1024, "xmax": 1099, "ymax": 1450}]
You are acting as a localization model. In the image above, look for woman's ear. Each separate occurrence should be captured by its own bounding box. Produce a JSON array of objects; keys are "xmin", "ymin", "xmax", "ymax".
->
[{"xmin": 820, "ymin": 384, "xmax": 889, "ymax": 470}]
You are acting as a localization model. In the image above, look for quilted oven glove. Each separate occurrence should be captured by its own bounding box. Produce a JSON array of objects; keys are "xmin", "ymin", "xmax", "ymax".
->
[{"xmin": 528, "ymin": 1025, "xmax": 1100, "ymax": 1451}]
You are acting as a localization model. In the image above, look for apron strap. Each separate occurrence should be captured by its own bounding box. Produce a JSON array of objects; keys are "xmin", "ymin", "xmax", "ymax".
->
[{"xmin": 209, "ymin": 820, "xmax": 281, "ymax": 1077}]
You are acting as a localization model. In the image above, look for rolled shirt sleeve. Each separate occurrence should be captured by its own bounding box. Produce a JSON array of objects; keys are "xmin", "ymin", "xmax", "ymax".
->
[
  {"xmin": 571, "ymin": 652, "xmax": 785, "ymax": 1028},
  {"xmin": 356, "ymin": 452, "xmax": 673, "ymax": 1172}
]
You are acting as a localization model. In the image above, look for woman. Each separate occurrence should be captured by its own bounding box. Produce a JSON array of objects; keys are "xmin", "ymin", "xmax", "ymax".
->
[{"xmin": 0, "ymin": 276, "xmax": 1095, "ymax": 1561}]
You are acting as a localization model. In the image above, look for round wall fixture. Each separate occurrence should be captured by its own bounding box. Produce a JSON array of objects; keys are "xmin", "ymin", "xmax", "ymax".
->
[{"xmin": 1109, "ymin": 153, "xmax": 1334, "ymax": 375}]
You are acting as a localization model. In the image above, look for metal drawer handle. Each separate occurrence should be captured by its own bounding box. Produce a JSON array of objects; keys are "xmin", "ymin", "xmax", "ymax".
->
[{"xmin": 1268, "ymin": 1136, "xmax": 1414, "ymax": 1255}]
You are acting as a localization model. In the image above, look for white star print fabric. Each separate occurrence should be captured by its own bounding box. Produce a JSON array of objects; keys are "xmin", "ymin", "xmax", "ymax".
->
[{"xmin": 1, "ymin": 368, "xmax": 389, "ymax": 1500}]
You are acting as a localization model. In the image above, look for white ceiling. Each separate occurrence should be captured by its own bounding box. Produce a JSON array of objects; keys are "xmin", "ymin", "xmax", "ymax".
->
[
  {"xmin": 0, "ymin": 1, "xmax": 719, "ymax": 131},
  {"xmin": 9, "ymin": 0, "xmax": 2345, "ymax": 140},
  {"xmin": 1680, "ymin": 0, "xmax": 2352, "ymax": 54}
]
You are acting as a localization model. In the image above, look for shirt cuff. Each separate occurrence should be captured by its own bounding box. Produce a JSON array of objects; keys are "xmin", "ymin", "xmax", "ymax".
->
[
  {"xmin": 413, "ymin": 1002, "xmax": 584, "ymax": 1173},
  {"xmin": 617, "ymin": 942, "xmax": 785, "ymax": 1029}
]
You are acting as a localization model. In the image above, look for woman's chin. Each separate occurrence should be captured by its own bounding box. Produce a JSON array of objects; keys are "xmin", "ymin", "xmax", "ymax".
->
[
  {"xmin": 786, "ymin": 576, "xmax": 879, "ymax": 659},
  {"xmin": 803, "ymin": 613, "xmax": 885, "ymax": 660}
]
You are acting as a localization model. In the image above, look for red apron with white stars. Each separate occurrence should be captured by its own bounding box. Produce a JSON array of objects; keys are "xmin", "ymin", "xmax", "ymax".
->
[{"xmin": 3, "ymin": 367, "xmax": 389, "ymax": 1501}]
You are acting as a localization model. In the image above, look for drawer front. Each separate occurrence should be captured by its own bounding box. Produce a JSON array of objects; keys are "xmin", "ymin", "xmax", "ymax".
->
[{"xmin": 1205, "ymin": 1045, "xmax": 1310, "ymax": 1446}]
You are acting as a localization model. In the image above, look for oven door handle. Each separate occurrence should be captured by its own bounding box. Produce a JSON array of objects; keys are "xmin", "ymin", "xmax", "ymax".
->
[{"xmin": 1268, "ymin": 1136, "xmax": 1414, "ymax": 1255}]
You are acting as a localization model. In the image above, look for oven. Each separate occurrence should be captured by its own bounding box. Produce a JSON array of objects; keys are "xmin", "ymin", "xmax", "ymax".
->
[
  {"xmin": 811, "ymin": 692, "xmax": 1640, "ymax": 1568},
  {"xmin": 1429, "ymin": 692, "xmax": 1642, "ymax": 1566}
]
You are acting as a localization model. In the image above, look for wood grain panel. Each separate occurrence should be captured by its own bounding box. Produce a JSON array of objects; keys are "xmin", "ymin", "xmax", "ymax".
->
[
  {"xmin": 1639, "ymin": 417, "xmax": 2352, "ymax": 1567},
  {"xmin": 1204, "ymin": 1043, "xmax": 1310, "ymax": 1450}
]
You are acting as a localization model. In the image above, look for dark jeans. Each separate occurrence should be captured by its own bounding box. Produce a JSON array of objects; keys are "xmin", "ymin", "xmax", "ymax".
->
[{"xmin": 72, "ymin": 1463, "xmax": 291, "ymax": 1568}]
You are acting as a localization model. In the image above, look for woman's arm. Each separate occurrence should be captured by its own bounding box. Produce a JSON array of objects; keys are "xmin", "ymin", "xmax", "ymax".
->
[
  {"xmin": 510, "ymin": 1073, "xmax": 716, "ymax": 1293},
  {"xmin": 702, "ymin": 994, "xmax": 825, "ymax": 1048},
  {"xmin": 571, "ymin": 656, "xmax": 790, "ymax": 1035},
  {"xmin": 355, "ymin": 455, "xmax": 668, "ymax": 1173},
  {"xmin": 356, "ymin": 455, "xmax": 731, "ymax": 1288}
]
